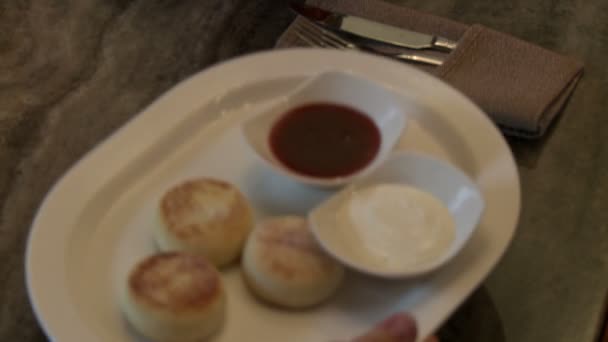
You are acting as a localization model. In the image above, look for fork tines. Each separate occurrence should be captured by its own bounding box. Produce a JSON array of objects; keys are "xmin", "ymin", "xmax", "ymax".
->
[{"xmin": 292, "ymin": 18, "xmax": 358, "ymax": 50}]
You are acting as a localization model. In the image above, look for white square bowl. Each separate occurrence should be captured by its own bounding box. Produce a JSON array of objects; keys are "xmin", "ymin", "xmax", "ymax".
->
[
  {"xmin": 242, "ymin": 70, "xmax": 407, "ymax": 188},
  {"xmin": 309, "ymin": 151, "xmax": 486, "ymax": 278}
]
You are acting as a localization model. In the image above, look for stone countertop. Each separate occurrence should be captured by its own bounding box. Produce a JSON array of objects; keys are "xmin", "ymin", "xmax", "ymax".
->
[{"xmin": 1, "ymin": 1, "xmax": 606, "ymax": 341}]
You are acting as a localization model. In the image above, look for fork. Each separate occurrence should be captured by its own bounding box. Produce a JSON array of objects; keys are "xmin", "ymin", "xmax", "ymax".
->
[{"xmin": 293, "ymin": 18, "xmax": 444, "ymax": 67}]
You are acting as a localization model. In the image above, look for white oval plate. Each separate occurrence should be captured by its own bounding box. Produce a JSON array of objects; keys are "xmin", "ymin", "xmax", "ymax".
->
[{"xmin": 25, "ymin": 49, "xmax": 520, "ymax": 342}]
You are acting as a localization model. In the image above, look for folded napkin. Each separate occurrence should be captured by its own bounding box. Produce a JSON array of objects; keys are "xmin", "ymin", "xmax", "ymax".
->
[{"xmin": 276, "ymin": 0, "xmax": 584, "ymax": 138}]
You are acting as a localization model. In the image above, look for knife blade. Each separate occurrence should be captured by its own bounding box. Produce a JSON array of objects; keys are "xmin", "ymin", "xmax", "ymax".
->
[{"xmin": 290, "ymin": 3, "xmax": 458, "ymax": 52}]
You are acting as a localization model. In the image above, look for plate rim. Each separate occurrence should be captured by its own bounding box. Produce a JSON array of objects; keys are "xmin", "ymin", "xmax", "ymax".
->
[{"xmin": 25, "ymin": 48, "xmax": 521, "ymax": 341}]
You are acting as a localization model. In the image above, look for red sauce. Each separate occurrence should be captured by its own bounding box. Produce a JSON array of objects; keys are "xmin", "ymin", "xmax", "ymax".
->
[{"xmin": 269, "ymin": 103, "xmax": 381, "ymax": 178}]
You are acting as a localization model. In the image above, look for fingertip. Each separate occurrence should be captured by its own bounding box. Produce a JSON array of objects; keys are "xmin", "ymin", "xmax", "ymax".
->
[{"xmin": 378, "ymin": 312, "xmax": 418, "ymax": 341}]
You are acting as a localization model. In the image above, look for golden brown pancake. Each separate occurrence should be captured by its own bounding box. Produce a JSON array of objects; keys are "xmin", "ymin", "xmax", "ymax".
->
[
  {"xmin": 121, "ymin": 252, "xmax": 225, "ymax": 342},
  {"xmin": 242, "ymin": 216, "xmax": 344, "ymax": 308},
  {"xmin": 154, "ymin": 178, "xmax": 254, "ymax": 268}
]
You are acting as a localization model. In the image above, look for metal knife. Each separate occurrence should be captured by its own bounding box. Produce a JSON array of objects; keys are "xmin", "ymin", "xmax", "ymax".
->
[{"xmin": 290, "ymin": 3, "xmax": 458, "ymax": 52}]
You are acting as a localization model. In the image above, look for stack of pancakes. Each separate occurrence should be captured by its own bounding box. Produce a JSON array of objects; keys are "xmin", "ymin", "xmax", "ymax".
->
[{"xmin": 120, "ymin": 178, "xmax": 344, "ymax": 341}]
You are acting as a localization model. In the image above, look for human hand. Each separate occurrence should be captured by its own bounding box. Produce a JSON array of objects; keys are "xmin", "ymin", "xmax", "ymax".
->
[{"xmin": 350, "ymin": 313, "xmax": 438, "ymax": 342}]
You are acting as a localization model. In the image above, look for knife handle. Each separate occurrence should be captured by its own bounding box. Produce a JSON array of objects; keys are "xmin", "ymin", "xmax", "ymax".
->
[
  {"xmin": 392, "ymin": 53, "xmax": 443, "ymax": 66},
  {"xmin": 433, "ymin": 37, "xmax": 458, "ymax": 51}
]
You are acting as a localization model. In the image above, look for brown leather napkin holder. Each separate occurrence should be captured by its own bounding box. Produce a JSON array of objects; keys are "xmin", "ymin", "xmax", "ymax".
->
[{"xmin": 276, "ymin": 0, "xmax": 584, "ymax": 138}]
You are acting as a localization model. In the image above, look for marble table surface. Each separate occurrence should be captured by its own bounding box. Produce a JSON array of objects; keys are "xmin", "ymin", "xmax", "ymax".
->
[{"xmin": 1, "ymin": 1, "xmax": 607, "ymax": 341}]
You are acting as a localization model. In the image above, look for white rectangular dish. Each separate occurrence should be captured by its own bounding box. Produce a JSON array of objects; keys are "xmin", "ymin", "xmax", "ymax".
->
[{"xmin": 26, "ymin": 49, "xmax": 520, "ymax": 342}]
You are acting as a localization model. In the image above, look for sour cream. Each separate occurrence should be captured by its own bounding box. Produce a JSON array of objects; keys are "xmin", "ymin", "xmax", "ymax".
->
[{"xmin": 335, "ymin": 184, "xmax": 455, "ymax": 272}]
